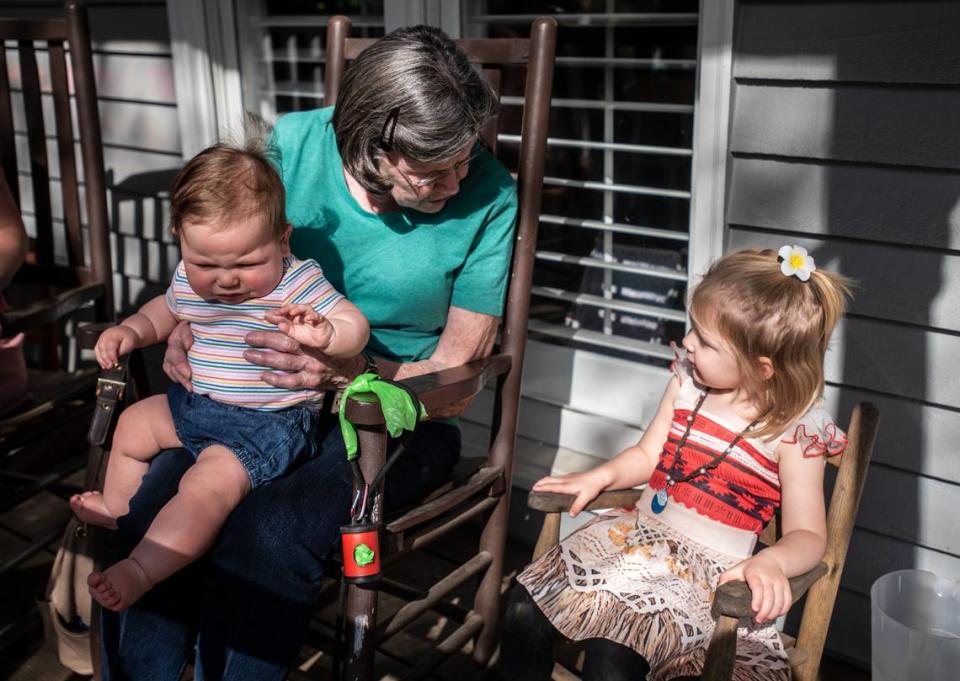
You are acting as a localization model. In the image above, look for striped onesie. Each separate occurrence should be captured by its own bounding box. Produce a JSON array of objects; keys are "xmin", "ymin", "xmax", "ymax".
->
[{"xmin": 165, "ymin": 255, "xmax": 343, "ymax": 410}]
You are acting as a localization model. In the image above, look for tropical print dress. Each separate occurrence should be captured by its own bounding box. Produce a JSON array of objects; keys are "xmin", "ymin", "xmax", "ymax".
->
[{"xmin": 517, "ymin": 362, "xmax": 846, "ymax": 681}]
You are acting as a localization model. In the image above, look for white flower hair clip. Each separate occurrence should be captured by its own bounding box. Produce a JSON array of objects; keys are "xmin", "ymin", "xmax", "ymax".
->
[{"xmin": 778, "ymin": 245, "xmax": 816, "ymax": 282}]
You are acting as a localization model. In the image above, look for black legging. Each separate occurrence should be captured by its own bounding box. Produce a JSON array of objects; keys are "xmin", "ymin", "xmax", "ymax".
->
[{"xmin": 497, "ymin": 584, "xmax": 652, "ymax": 681}]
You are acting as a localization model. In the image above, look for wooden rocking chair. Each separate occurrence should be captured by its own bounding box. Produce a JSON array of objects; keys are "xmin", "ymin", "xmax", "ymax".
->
[
  {"xmin": 324, "ymin": 15, "xmax": 556, "ymax": 681},
  {"xmin": 528, "ymin": 401, "xmax": 879, "ymax": 681},
  {"xmin": 79, "ymin": 13, "xmax": 557, "ymax": 681},
  {"xmin": 0, "ymin": 0, "xmax": 112, "ymax": 567}
]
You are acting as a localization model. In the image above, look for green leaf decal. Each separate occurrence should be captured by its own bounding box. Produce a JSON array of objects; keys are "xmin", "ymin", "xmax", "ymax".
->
[{"xmin": 354, "ymin": 543, "xmax": 375, "ymax": 567}]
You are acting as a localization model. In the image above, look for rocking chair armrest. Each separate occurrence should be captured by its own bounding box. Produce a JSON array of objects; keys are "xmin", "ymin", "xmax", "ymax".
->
[
  {"xmin": 711, "ymin": 562, "xmax": 828, "ymax": 619},
  {"xmin": 527, "ymin": 489, "xmax": 645, "ymax": 514},
  {"xmin": 0, "ymin": 282, "xmax": 105, "ymax": 338},
  {"xmin": 341, "ymin": 353, "xmax": 512, "ymax": 425}
]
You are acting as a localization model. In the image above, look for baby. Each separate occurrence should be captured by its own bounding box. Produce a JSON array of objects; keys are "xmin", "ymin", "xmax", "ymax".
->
[{"xmin": 71, "ymin": 142, "xmax": 369, "ymax": 611}]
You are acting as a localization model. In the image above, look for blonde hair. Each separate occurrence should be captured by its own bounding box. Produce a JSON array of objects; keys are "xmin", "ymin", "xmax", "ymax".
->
[
  {"xmin": 688, "ymin": 248, "xmax": 852, "ymax": 439},
  {"xmin": 169, "ymin": 137, "xmax": 285, "ymax": 241}
]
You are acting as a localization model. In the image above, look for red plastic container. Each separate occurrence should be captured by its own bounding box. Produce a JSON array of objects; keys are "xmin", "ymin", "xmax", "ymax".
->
[{"xmin": 340, "ymin": 523, "xmax": 381, "ymax": 584}]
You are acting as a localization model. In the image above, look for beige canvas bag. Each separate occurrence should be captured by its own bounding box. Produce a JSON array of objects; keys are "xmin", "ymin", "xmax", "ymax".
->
[{"xmin": 37, "ymin": 517, "xmax": 94, "ymax": 675}]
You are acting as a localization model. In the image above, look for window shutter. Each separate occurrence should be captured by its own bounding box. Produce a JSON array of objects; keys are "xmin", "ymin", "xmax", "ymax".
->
[
  {"xmin": 466, "ymin": 3, "xmax": 700, "ymax": 365},
  {"xmin": 234, "ymin": 1, "xmax": 386, "ymax": 121}
]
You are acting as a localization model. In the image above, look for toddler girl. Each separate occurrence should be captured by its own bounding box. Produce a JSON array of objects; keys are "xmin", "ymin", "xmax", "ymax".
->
[
  {"xmin": 499, "ymin": 246, "xmax": 851, "ymax": 681},
  {"xmin": 70, "ymin": 143, "xmax": 369, "ymax": 611}
]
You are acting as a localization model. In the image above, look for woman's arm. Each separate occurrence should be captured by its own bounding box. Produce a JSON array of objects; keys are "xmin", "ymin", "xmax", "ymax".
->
[
  {"xmin": 0, "ymin": 175, "xmax": 27, "ymax": 292},
  {"xmin": 239, "ymin": 304, "xmax": 499, "ymax": 394},
  {"xmin": 530, "ymin": 376, "xmax": 680, "ymax": 515},
  {"xmin": 378, "ymin": 305, "xmax": 498, "ymax": 380}
]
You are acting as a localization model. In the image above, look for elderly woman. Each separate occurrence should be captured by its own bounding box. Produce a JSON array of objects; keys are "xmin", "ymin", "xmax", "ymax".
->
[{"xmin": 100, "ymin": 25, "xmax": 517, "ymax": 680}]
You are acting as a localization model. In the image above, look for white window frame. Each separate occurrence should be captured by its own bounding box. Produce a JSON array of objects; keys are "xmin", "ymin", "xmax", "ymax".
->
[
  {"xmin": 166, "ymin": 0, "xmax": 735, "ymax": 485},
  {"xmin": 167, "ymin": 0, "xmax": 245, "ymax": 159},
  {"xmin": 463, "ymin": 0, "xmax": 736, "ymax": 485}
]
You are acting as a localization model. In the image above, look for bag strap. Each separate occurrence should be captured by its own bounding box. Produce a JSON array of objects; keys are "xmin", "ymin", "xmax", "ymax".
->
[{"xmin": 87, "ymin": 360, "xmax": 127, "ymax": 446}]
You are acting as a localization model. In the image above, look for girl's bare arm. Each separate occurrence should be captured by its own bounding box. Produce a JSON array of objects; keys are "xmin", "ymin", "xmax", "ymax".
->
[{"xmin": 530, "ymin": 376, "xmax": 680, "ymax": 515}]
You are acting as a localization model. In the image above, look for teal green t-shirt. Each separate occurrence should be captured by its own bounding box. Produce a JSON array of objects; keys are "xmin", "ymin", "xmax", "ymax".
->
[{"xmin": 272, "ymin": 107, "xmax": 517, "ymax": 362}]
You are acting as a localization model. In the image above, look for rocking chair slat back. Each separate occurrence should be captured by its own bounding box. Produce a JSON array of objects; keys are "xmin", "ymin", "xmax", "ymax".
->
[
  {"xmin": 0, "ymin": 4, "xmax": 111, "ymax": 314},
  {"xmin": 321, "ymin": 15, "xmax": 556, "ymax": 680}
]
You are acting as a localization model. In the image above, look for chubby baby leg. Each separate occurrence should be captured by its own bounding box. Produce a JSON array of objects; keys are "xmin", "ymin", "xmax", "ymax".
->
[
  {"xmin": 88, "ymin": 556, "xmax": 153, "ymax": 612},
  {"xmin": 90, "ymin": 445, "xmax": 251, "ymax": 611},
  {"xmin": 69, "ymin": 491, "xmax": 117, "ymax": 529},
  {"xmin": 71, "ymin": 394, "xmax": 182, "ymax": 528}
]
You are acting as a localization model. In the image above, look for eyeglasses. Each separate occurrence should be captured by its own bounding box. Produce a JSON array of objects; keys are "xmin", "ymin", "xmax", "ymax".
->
[
  {"xmin": 378, "ymin": 107, "xmax": 482, "ymax": 191},
  {"xmin": 395, "ymin": 150, "xmax": 480, "ymax": 190}
]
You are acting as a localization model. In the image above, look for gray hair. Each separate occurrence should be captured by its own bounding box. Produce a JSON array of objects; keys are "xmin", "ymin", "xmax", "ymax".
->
[{"xmin": 332, "ymin": 25, "xmax": 498, "ymax": 198}]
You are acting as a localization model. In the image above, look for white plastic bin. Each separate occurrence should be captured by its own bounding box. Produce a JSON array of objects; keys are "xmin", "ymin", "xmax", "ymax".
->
[{"xmin": 871, "ymin": 569, "xmax": 960, "ymax": 681}]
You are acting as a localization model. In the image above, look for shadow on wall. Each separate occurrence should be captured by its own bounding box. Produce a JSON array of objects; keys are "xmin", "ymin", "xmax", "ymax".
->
[{"xmin": 730, "ymin": 0, "xmax": 960, "ymax": 665}]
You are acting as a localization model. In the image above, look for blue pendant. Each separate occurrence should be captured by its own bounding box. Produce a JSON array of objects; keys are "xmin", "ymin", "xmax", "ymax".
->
[{"xmin": 651, "ymin": 488, "xmax": 668, "ymax": 514}]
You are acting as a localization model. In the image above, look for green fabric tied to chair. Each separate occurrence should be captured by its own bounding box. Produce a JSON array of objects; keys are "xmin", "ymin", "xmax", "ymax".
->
[{"xmin": 338, "ymin": 372, "xmax": 427, "ymax": 460}]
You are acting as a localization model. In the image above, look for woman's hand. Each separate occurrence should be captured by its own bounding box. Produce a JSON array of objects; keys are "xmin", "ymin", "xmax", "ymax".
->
[
  {"xmin": 162, "ymin": 321, "xmax": 194, "ymax": 391},
  {"xmin": 531, "ymin": 468, "xmax": 613, "ymax": 517},
  {"xmin": 718, "ymin": 554, "xmax": 792, "ymax": 625},
  {"xmin": 243, "ymin": 328, "xmax": 365, "ymax": 391}
]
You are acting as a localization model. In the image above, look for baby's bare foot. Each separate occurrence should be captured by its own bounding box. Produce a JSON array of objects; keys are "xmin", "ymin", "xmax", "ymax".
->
[
  {"xmin": 69, "ymin": 491, "xmax": 118, "ymax": 529},
  {"xmin": 87, "ymin": 558, "xmax": 153, "ymax": 612}
]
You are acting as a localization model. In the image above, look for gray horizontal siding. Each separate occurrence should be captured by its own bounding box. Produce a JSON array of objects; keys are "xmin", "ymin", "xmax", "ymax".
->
[
  {"xmin": 736, "ymin": 1, "xmax": 960, "ymax": 85},
  {"xmin": 11, "ymin": 96, "xmax": 181, "ymax": 155},
  {"xmin": 826, "ymin": 590, "xmax": 870, "ymax": 666},
  {"xmin": 727, "ymin": 157, "xmax": 960, "ymax": 250},
  {"xmin": 0, "ymin": 2, "xmax": 171, "ymax": 53},
  {"xmin": 856, "ymin": 465, "xmax": 960, "ymax": 557},
  {"xmin": 4, "ymin": 50, "xmax": 175, "ymax": 103},
  {"xmin": 842, "ymin": 529, "xmax": 960, "ymax": 598},
  {"xmin": 729, "ymin": 1, "xmax": 960, "ymax": 666},
  {"xmin": 824, "ymin": 317, "xmax": 960, "ymax": 408},
  {"xmin": 822, "ymin": 386, "xmax": 960, "ymax": 484},
  {"xmin": 731, "ymin": 82, "xmax": 960, "ymax": 170},
  {"xmin": 727, "ymin": 230, "xmax": 960, "ymax": 332}
]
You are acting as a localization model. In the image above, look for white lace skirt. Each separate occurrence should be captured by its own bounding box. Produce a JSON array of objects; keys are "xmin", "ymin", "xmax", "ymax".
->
[{"xmin": 517, "ymin": 507, "xmax": 791, "ymax": 681}]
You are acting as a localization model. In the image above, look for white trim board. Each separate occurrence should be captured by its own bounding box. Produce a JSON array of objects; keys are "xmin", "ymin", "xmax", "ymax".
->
[
  {"xmin": 688, "ymin": 0, "xmax": 736, "ymax": 280},
  {"xmin": 167, "ymin": 0, "xmax": 245, "ymax": 158}
]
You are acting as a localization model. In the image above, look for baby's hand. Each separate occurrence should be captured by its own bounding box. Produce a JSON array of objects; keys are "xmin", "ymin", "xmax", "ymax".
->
[
  {"xmin": 266, "ymin": 304, "xmax": 337, "ymax": 351},
  {"xmin": 531, "ymin": 469, "xmax": 610, "ymax": 517},
  {"xmin": 718, "ymin": 554, "xmax": 792, "ymax": 625},
  {"xmin": 94, "ymin": 326, "xmax": 139, "ymax": 369}
]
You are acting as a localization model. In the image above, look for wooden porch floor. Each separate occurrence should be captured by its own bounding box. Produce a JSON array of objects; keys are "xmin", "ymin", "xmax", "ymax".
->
[{"xmin": 1, "ymin": 479, "xmax": 872, "ymax": 681}]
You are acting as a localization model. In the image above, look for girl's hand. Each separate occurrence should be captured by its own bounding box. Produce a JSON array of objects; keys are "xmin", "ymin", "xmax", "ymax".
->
[
  {"xmin": 719, "ymin": 554, "xmax": 792, "ymax": 625},
  {"xmin": 161, "ymin": 321, "xmax": 194, "ymax": 391},
  {"xmin": 265, "ymin": 304, "xmax": 337, "ymax": 351},
  {"xmin": 95, "ymin": 326, "xmax": 139, "ymax": 369},
  {"xmin": 532, "ymin": 469, "xmax": 612, "ymax": 517},
  {"xmin": 242, "ymin": 329, "xmax": 365, "ymax": 391}
]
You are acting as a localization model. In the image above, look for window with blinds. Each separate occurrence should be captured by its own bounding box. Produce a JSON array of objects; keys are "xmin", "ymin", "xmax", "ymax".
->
[
  {"xmin": 466, "ymin": 1, "xmax": 699, "ymax": 366},
  {"xmin": 234, "ymin": 0, "xmax": 385, "ymax": 121},
  {"xmin": 233, "ymin": 0, "xmax": 699, "ymax": 367}
]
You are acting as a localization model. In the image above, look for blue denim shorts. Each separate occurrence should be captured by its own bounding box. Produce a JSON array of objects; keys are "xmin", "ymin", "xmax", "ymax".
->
[{"xmin": 167, "ymin": 384, "xmax": 322, "ymax": 489}]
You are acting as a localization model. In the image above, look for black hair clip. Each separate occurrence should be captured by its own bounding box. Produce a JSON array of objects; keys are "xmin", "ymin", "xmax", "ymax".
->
[{"xmin": 378, "ymin": 106, "xmax": 401, "ymax": 151}]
